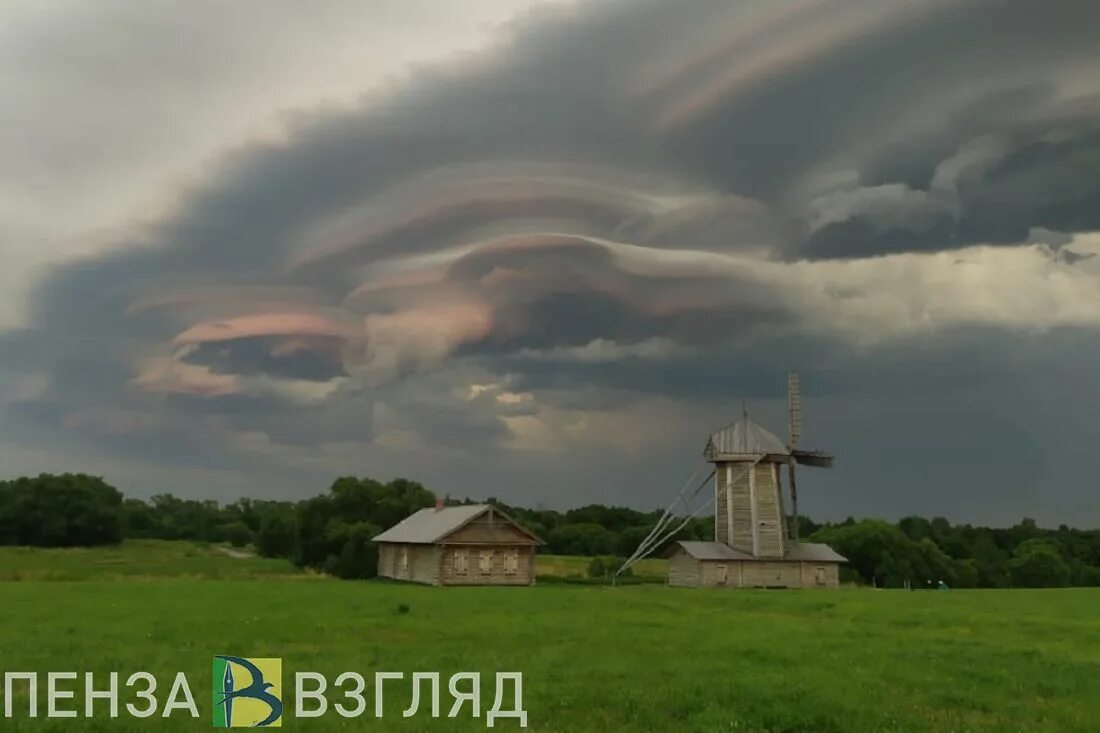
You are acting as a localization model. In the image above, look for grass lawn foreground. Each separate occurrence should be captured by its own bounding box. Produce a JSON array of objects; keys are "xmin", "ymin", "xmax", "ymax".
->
[{"xmin": 0, "ymin": 541, "xmax": 1098, "ymax": 732}]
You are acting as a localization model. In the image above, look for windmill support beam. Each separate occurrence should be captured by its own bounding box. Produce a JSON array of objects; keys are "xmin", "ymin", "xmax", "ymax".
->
[{"xmin": 788, "ymin": 455, "xmax": 799, "ymax": 541}]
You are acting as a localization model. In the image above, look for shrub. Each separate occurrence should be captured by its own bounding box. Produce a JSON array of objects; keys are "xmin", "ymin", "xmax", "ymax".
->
[
  {"xmin": 221, "ymin": 521, "xmax": 253, "ymax": 548},
  {"xmin": 587, "ymin": 555, "xmax": 631, "ymax": 580}
]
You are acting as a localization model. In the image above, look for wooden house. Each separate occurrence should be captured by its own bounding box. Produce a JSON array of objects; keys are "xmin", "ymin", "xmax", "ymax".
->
[
  {"xmin": 667, "ymin": 414, "xmax": 846, "ymax": 589},
  {"xmin": 373, "ymin": 502, "xmax": 543, "ymax": 586}
]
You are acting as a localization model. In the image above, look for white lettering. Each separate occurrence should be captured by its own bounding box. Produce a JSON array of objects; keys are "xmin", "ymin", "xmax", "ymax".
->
[
  {"xmin": 125, "ymin": 672, "xmax": 157, "ymax": 718},
  {"xmin": 403, "ymin": 672, "xmax": 440, "ymax": 718},
  {"xmin": 161, "ymin": 672, "xmax": 198, "ymax": 718},
  {"xmin": 334, "ymin": 672, "xmax": 366, "ymax": 718},
  {"xmin": 4, "ymin": 672, "xmax": 38, "ymax": 718},
  {"xmin": 85, "ymin": 672, "xmax": 119, "ymax": 718},
  {"xmin": 487, "ymin": 672, "xmax": 527, "ymax": 728},
  {"xmin": 374, "ymin": 672, "xmax": 403, "ymax": 718},
  {"xmin": 46, "ymin": 672, "xmax": 77, "ymax": 718},
  {"xmin": 294, "ymin": 672, "xmax": 328, "ymax": 718},
  {"xmin": 448, "ymin": 672, "xmax": 481, "ymax": 718}
]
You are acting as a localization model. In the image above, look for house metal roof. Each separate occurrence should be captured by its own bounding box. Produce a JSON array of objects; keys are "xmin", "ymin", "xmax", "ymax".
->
[
  {"xmin": 783, "ymin": 542, "xmax": 848, "ymax": 563},
  {"xmin": 704, "ymin": 416, "xmax": 788, "ymax": 459},
  {"xmin": 672, "ymin": 540, "xmax": 847, "ymax": 563},
  {"xmin": 372, "ymin": 504, "xmax": 543, "ymax": 545},
  {"xmin": 673, "ymin": 541, "xmax": 756, "ymax": 561},
  {"xmin": 373, "ymin": 504, "xmax": 490, "ymax": 544}
]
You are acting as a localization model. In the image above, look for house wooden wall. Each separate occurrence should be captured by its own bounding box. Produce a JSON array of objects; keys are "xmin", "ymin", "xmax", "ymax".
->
[
  {"xmin": 439, "ymin": 545, "xmax": 535, "ymax": 586},
  {"xmin": 377, "ymin": 543, "xmax": 441, "ymax": 585},
  {"xmin": 443, "ymin": 513, "xmax": 537, "ymax": 546},
  {"xmin": 668, "ymin": 550, "xmax": 839, "ymax": 589}
]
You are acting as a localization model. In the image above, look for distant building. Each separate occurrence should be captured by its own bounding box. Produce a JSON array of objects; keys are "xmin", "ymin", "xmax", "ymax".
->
[
  {"xmin": 666, "ymin": 415, "xmax": 847, "ymax": 589},
  {"xmin": 373, "ymin": 502, "xmax": 543, "ymax": 586}
]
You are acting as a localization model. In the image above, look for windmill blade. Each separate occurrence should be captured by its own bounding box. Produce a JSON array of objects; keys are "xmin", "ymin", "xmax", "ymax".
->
[
  {"xmin": 787, "ymin": 371, "xmax": 802, "ymax": 540},
  {"xmin": 787, "ymin": 371, "xmax": 802, "ymax": 449},
  {"xmin": 788, "ymin": 456, "xmax": 799, "ymax": 541},
  {"xmin": 792, "ymin": 449, "xmax": 834, "ymax": 468}
]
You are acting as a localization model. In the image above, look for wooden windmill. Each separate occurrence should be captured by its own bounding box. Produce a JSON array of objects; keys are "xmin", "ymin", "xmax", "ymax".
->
[{"xmin": 622, "ymin": 371, "xmax": 846, "ymax": 589}]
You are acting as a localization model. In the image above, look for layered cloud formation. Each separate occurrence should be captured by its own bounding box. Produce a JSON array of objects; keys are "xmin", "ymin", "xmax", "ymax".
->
[{"xmin": 3, "ymin": 0, "xmax": 1100, "ymax": 523}]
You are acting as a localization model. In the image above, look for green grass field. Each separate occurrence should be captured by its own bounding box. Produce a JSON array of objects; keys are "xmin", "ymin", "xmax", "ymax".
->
[
  {"xmin": 534, "ymin": 553, "xmax": 667, "ymax": 581},
  {"xmin": 0, "ymin": 539, "xmax": 311, "ymax": 581},
  {"xmin": 1, "ymin": 541, "xmax": 1098, "ymax": 732}
]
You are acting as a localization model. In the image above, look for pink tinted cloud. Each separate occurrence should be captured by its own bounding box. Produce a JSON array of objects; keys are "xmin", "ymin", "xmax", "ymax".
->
[
  {"xmin": 173, "ymin": 312, "xmax": 356, "ymax": 346},
  {"xmin": 131, "ymin": 358, "xmax": 241, "ymax": 397}
]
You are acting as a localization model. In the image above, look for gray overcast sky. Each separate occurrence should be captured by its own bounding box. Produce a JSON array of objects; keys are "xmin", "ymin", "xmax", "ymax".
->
[{"xmin": 2, "ymin": 0, "xmax": 1100, "ymax": 526}]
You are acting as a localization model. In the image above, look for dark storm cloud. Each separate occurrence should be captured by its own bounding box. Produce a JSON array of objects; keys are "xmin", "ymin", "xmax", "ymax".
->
[
  {"xmin": 805, "ymin": 95, "xmax": 1100, "ymax": 258},
  {"xmin": 180, "ymin": 336, "xmax": 347, "ymax": 381},
  {"xmin": 3, "ymin": 0, "xmax": 1100, "ymax": 521}
]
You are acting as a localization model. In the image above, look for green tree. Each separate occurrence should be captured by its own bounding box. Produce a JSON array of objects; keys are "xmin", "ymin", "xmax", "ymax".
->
[
  {"xmin": 221, "ymin": 521, "xmax": 253, "ymax": 548},
  {"xmin": 332, "ymin": 523, "xmax": 380, "ymax": 580},
  {"xmin": 256, "ymin": 512, "xmax": 297, "ymax": 558},
  {"xmin": 547, "ymin": 523, "xmax": 617, "ymax": 556},
  {"xmin": 1009, "ymin": 540, "xmax": 1071, "ymax": 587},
  {"xmin": 0, "ymin": 474, "xmax": 123, "ymax": 547}
]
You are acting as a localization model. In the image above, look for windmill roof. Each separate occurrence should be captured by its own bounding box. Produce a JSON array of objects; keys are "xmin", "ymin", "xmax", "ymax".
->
[{"xmin": 704, "ymin": 416, "xmax": 788, "ymax": 459}]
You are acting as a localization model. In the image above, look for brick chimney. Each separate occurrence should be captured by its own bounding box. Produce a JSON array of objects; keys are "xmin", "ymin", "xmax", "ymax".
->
[{"xmin": 435, "ymin": 497, "xmax": 444, "ymax": 511}]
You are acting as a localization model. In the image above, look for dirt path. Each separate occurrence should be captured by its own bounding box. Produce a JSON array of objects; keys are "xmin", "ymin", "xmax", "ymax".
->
[{"xmin": 215, "ymin": 545, "xmax": 255, "ymax": 559}]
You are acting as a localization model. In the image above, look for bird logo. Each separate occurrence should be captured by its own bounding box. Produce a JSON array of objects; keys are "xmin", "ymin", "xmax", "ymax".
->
[{"xmin": 212, "ymin": 656, "xmax": 283, "ymax": 727}]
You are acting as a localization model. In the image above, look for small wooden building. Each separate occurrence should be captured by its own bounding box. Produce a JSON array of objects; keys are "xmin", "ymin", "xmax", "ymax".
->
[
  {"xmin": 373, "ymin": 503, "xmax": 543, "ymax": 586},
  {"xmin": 667, "ymin": 540, "xmax": 845, "ymax": 589}
]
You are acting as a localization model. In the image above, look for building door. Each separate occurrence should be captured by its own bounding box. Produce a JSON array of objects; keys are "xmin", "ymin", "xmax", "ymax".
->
[
  {"xmin": 716, "ymin": 564, "xmax": 728, "ymax": 586},
  {"xmin": 815, "ymin": 566, "xmax": 826, "ymax": 586}
]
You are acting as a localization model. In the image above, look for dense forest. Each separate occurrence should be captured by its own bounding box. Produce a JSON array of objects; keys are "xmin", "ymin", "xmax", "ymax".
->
[{"xmin": 2, "ymin": 472, "xmax": 1099, "ymax": 589}]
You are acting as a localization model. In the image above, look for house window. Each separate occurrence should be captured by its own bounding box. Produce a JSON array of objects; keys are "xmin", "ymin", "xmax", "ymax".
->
[
  {"xmin": 716, "ymin": 564, "xmax": 728, "ymax": 586},
  {"xmin": 503, "ymin": 550, "xmax": 518, "ymax": 575},
  {"xmin": 454, "ymin": 550, "xmax": 468, "ymax": 575},
  {"xmin": 479, "ymin": 551, "xmax": 493, "ymax": 574}
]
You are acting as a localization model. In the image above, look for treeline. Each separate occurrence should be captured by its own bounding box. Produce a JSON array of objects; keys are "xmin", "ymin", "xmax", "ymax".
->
[
  {"xmin": 810, "ymin": 516, "xmax": 1100, "ymax": 589},
  {"xmin": 3, "ymin": 473, "xmax": 1100, "ymax": 588}
]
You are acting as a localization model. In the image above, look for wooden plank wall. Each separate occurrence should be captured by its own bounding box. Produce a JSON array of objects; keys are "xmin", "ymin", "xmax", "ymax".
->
[
  {"xmin": 376, "ymin": 543, "xmax": 442, "ymax": 585},
  {"xmin": 742, "ymin": 560, "xmax": 804, "ymax": 588},
  {"xmin": 714, "ymin": 469, "xmax": 729, "ymax": 545},
  {"xmin": 799, "ymin": 562, "xmax": 840, "ymax": 589},
  {"xmin": 439, "ymin": 545, "xmax": 534, "ymax": 586},
  {"xmin": 444, "ymin": 514, "xmax": 537, "ymax": 545},
  {"xmin": 753, "ymin": 462, "xmax": 786, "ymax": 558},
  {"xmin": 668, "ymin": 551, "xmax": 702, "ymax": 587},
  {"xmin": 729, "ymin": 463, "xmax": 754, "ymax": 553},
  {"xmin": 668, "ymin": 554, "xmax": 842, "ymax": 589}
]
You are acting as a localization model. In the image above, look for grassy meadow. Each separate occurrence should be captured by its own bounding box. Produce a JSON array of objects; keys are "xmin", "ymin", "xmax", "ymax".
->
[
  {"xmin": 1, "ymin": 541, "xmax": 1098, "ymax": 732},
  {"xmin": 0, "ymin": 539, "xmax": 310, "ymax": 581}
]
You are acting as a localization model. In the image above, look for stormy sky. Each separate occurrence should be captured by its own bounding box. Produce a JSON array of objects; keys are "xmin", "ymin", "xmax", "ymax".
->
[{"xmin": 2, "ymin": 0, "xmax": 1100, "ymax": 526}]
